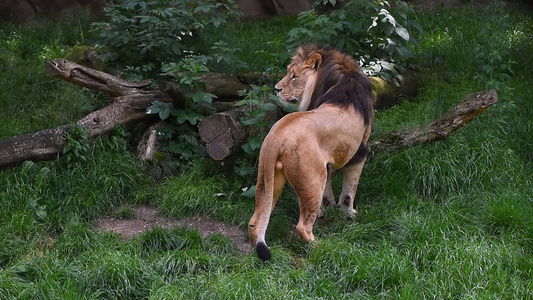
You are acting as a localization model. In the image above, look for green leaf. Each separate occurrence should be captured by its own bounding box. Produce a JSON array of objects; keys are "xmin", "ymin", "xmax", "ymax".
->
[
  {"xmin": 189, "ymin": 92, "xmax": 217, "ymax": 104},
  {"xmin": 235, "ymin": 165, "xmax": 256, "ymax": 177},
  {"xmin": 396, "ymin": 47, "xmax": 414, "ymax": 59},
  {"xmin": 125, "ymin": 0, "xmax": 138, "ymax": 10},
  {"xmin": 288, "ymin": 28, "xmax": 302, "ymax": 38},
  {"xmin": 170, "ymin": 41, "xmax": 181, "ymax": 56},
  {"xmin": 146, "ymin": 104, "xmax": 161, "ymax": 114},
  {"xmin": 159, "ymin": 108, "xmax": 171, "ymax": 120},
  {"xmin": 384, "ymin": 24, "xmax": 395, "ymax": 36},
  {"xmin": 395, "ymin": 26, "xmax": 410, "ymax": 41},
  {"xmin": 175, "ymin": 110, "xmax": 204, "ymax": 125},
  {"xmin": 248, "ymin": 137, "xmax": 263, "ymax": 150},
  {"xmin": 242, "ymin": 142, "xmax": 254, "ymax": 154},
  {"xmin": 262, "ymin": 103, "xmax": 277, "ymax": 111},
  {"xmin": 234, "ymin": 99, "xmax": 249, "ymax": 107},
  {"xmin": 241, "ymin": 185, "xmax": 256, "ymax": 198}
]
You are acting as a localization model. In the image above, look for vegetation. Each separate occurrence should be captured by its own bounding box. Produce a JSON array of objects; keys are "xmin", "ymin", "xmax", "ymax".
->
[
  {"xmin": 288, "ymin": 0, "xmax": 423, "ymax": 81},
  {"xmin": 0, "ymin": 1, "xmax": 532, "ymax": 299}
]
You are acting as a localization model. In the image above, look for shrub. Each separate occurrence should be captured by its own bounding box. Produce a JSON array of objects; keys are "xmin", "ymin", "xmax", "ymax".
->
[
  {"xmin": 92, "ymin": 0, "xmax": 242, "ymax": 79},
  {"xmin": 286, "ymin": 0, "xmax": 422, "ymax": 81}
]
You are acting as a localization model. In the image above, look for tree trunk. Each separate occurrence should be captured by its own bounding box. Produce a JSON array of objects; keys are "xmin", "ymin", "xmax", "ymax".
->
[
  {"xmin": 199, "ymin": 90, "xmax": 498, "ymax": 161},
  {"xmin": 198, "ymin": 101, "xmax": 284, "ymax": 160},
  {"xmin": 0, "ymin": 127, "xmax": 68, "ymax": 170}
]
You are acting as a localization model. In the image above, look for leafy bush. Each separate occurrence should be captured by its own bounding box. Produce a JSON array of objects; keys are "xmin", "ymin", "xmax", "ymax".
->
[
  {"xmin": 287, "ymin": 0, "xmax": 423, "ymax": 81},
  {"xmin": 92, "ymin": 0, "xmax": 242, "ymax": 79}
]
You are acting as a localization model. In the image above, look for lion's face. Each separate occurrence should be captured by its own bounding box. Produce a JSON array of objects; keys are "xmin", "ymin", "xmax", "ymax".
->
[{"xmin": 274, "ymin": 51, "xmax": 322, "ymax": 111}]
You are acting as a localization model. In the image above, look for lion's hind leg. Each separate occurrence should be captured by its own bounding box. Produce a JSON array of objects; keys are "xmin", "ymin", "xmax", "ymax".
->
[
  {"xmin": 318, "ymin": 163, "xmax": 335, "ymax": 218},
  {"xmin": 338, "ymin": 142, "xmax": 370, "ymax": 217},
  {"xmin": 286, "ymin": 161, "xmax": 328, "ymax": 243}
]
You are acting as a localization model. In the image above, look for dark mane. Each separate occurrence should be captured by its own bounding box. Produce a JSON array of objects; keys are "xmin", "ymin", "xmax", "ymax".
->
[{"xmin": 301, "ymin": 45, "xmax": 374, "ymax": 125}]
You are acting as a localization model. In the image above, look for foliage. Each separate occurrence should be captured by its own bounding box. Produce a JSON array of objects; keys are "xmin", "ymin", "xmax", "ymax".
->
[
  {"xmin": 92, "ymin": 0, "xmax": 242, "ymax": 79},
  {"xmin": 146, "ymin": 57, "xmax": 217, "ymax": 160},
  {"xmin": 232, "ymin": 85, "xmax": 295, "ymax": 195},
  {"xmin": 62, "ymin": 124, "xmax": 90, "ymax": 168},
  {"xmin": 235, "ymin": 86, "xmax": 280, "ymax": 156},
  {"xmin": 93, "ymin": 0, "xmax": 244, "ymax": 162},
  {"xmin": 473, "ymin": 1, "xmax": 517, "ymax": 96},
  {"xmin": 287, "ymin": 0, "xmax": 423, "ymax": 81}
]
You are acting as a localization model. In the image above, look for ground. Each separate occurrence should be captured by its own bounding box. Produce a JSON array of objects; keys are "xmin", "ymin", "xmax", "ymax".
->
[{"xmin": 93, "ymin": 205, "xmax": 252, "ymax": 253}]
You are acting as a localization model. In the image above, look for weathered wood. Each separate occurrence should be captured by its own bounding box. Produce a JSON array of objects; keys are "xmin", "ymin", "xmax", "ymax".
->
[
  {"xmin": 369, "ymin": 90, "xmax": 498, "ymax": 152},
  {"xmin": 137, "ymin": 121, "xmax": 166, "ymax": 161},
  {"xmin": 198, "ymin": 100, "xmax": 284, "ymax": 160},
  {"xmin": 199, "ymin": 73, "xmax": 252, "ymax": 98},
  {"xmin": 369, "ymin": 70, "xmax": 420, "ymax": 110},
  {"xmin": 0, "ymin": 59, "xmax": 173, "ymax": 170},
  {"xmin": 0, "ymin": 58, "xmax": 494, "ymax": 170},
  {"xmin": 45, "ymin": 58, "xmax": 154, "ymax": 97},
  {"xmin": 198, "ymin": 107, "xmax": 249, "ymax": 161},
  {"xmin": 198, "ymin": 90, "xmax": 498, "ymax": 161},
  {"xmin": 0, "ymin": 126, "xmax": 68, "ymax": 170}
]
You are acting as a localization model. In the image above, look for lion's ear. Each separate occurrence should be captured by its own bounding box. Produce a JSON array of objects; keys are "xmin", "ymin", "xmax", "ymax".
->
[{"xmin": 305, "ymin": 53, "xmax": 322, "ymax": 70}]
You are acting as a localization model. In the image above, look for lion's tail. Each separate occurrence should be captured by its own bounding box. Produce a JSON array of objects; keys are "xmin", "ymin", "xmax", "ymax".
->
[{"xmin": 252, "ymin": 139, "xmax": 284, "ymax": 261}]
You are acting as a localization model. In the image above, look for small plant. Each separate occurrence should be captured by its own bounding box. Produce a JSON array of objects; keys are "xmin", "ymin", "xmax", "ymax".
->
[
  {"xmin": 235, "ymin": 85, "xmax": 280, "ymax": 156},
  {"xmin": 287, "ymin": 0, "xmax": 422, "ymax": 81},
  {"xmin": 146, "ymin": 58, "xmax": 217, "ymax": 160},
  {"xmin": 62, "ymin": 124, "xmax": 90, "ymax": 168}
]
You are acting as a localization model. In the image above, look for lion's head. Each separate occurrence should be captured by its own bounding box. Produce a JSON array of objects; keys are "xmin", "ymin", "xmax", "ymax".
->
[
  {"xmin": 274, "ymin": 45, "xmax": 323, "ymax": 111},
  {"xmin": 275, "ymin": 44, "xmax": 369, "ymax": 114}
]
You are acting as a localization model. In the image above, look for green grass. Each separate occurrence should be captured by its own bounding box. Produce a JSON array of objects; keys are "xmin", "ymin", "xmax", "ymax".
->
[{"xmin": 1, "ymin": 2, "xmax": 533, "ymax": 299}]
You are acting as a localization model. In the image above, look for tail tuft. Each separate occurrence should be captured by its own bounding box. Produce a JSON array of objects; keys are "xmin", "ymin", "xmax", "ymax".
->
[{"xmin": 256, "ymin": 241, "xmax": 271, "ymax": 261}]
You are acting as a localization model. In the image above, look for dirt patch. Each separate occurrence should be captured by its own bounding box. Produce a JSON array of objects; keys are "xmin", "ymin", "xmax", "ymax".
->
[{"xmin": 93, "ymin": 205, "xmax": 251, "ymax": 253}]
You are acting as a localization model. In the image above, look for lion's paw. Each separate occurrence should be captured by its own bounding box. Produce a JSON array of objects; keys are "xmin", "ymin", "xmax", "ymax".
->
[{"xmin": 338, "ymin": 205, "xmax": 358, "ymax": 219}]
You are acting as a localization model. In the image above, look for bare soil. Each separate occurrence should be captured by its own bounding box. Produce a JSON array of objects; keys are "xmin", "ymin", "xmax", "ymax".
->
[{"xmin": 93, "ymin": 205, "xmax": 252, "ymax": 253}]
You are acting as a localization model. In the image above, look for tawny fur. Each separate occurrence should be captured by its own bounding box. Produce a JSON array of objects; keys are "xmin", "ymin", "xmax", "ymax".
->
[{"xmin": 248, "ymin": 45, "xmax": 374, "ymax": 260}]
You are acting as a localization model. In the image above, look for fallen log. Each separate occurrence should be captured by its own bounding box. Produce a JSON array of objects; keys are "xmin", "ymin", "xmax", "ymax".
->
[
  {"xmin": 0, "ymin": 59, "xmax": 173, "ymax": 170},
  {"xmin": 0, "ymin": 58, "xmax": 490, "ymax": 170},
  {"xmin": 369, "ymin": 90, "xmax": 498, "ymax": 152},
  {"xmin": 198, "ymin": 90, "xmax": 498, "ymax": 161},
  {"xmin": 369, "ymin": 70, "xmax": 420, "ymax": 110},
  {"xmin": 136, "ymin": 121, "xmax": 165, "ymax": 161}
]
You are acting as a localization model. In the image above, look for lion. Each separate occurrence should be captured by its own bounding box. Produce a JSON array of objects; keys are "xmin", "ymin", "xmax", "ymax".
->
[{"xmin": 248, "ymin": 44, "xmax": 374, "ymax": 260}]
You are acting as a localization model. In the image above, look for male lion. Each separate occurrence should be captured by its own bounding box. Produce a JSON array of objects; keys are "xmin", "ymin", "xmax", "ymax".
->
[{"xmin": 248, "ymin": 44, "xmax": 374, "ymax": 260}]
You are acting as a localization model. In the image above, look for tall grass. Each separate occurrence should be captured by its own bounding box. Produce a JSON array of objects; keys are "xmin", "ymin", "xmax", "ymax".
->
[{"xmin": 0, "ymin": 2, "xmax": 532, "ymax": 299}]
